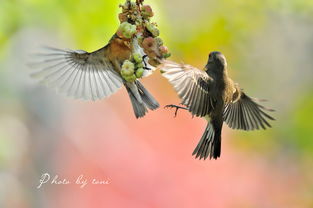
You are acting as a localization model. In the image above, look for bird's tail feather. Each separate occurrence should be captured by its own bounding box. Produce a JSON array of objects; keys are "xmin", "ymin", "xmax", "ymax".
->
[
  {"xmin": 136, "ymin": 81, "xmax": 159, "ymax": 110},
  {"xmin": 126, "ymin": 85, "xmax": 147, "ymax": 118},
  {"xmin": 125, "ymin": 81, "xmax": 159, "ymax": 119},
  {"xmin": 192, "ymin": 121, "xmax": 222, "ymax": 160}
]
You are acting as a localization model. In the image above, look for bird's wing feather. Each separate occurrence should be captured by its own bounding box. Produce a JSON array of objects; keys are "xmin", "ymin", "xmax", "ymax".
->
[
  {"xmin": 223, "ymin": 91, "xmax": 275, "ymax": 130},
  {"xmin": 30, "ymin": 47, "xmax": 123, "ymax": 101},
  {"xmin": 160, "ymin": 60, "xmax": 215, "ymax": 117}
]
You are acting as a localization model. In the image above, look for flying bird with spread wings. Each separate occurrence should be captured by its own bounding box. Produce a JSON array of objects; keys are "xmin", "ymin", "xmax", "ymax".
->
[
  {"xmin": 31, "ymin": 0, "xmax": 170, "ymax": 118},
  {"xmin": 31, "ymin": 35, "xmax": 158, "ymax": 118},
  {"xmin": 160, "ymin": 51, "xmax": 275, "ymax": 160}
]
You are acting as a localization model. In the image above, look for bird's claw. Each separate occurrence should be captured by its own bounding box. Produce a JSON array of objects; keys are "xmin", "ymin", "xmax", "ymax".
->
[
  {"xmin": 142, "ymin": 55, "xmax": 152, "ymax": 71},
  {"xmin": 164, "ymin": 104, "xmax": 188, "ymax": 118}
]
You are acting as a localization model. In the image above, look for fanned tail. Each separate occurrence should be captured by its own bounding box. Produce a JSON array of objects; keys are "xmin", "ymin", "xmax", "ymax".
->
[
  {"xmin": 192, "ymin": 121, "xmax": 222, "ymax": 160},
  {"xmin": 135, "ymin": 81, "xmax": 159, "ymax": 110}
]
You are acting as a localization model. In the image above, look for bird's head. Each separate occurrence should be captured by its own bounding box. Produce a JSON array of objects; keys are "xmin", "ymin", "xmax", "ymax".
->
[{"xmin": 205, "ymin": 51, "xmax": 227, "ymax": 71}]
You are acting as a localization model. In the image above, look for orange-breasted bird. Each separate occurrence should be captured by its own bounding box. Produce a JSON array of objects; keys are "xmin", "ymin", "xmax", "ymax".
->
[
  {"xmin": 160, "ymin": 51, "xmax": 275, "ymax": 160},
  {"xmin": 31, "ymin": 33, "xmax": 159, "ymax": 118}
]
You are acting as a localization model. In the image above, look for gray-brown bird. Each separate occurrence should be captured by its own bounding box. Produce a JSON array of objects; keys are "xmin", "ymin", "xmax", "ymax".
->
[
  {"xmin": 31, "ymin": 34, "xmax": 159, "ymax": 118},
  {"xmin": 160, "ymin": 51, "xmax": 275, "ymax": 160}
]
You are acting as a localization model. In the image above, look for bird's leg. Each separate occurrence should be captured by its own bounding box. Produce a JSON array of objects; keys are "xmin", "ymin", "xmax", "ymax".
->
[
  {"xmin": 164, "ymin": 104, "xmax": 188, "ymax": 117},
  {"xmin": 142, "ymin": 55, "xmax": 152, "ymax": 70}
]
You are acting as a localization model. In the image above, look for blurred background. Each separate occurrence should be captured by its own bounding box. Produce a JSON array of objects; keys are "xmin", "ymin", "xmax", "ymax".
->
[{"xmin": 1, "ymin": 0, "xmax": 313, "ymax": 207}]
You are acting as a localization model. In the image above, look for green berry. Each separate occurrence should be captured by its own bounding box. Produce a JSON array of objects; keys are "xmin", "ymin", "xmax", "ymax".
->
[
  {"xmin": 118, "ymin": 22, "xmax": 137, "ymax": 39},
  {"xmin": 119, "ymin": 22, "xmax": 129, "ymax": 31},
  {"xmin": 121, "ymin": 60, "xmax": 135, "ymax": 76},
  {"xmin": 136, "ymin": 62, "xmax": 144, "ymax": 68},
  {"xmin": 133, "ymin": 53, "xmax": 143, "ymax": 63},
  {"xmin": 135, "ymin": 68, "xmax": 144, "ymax": 78},
  {"xmin": 145, "ymin": 23, "xmax": 159, "ymax": 37},
  {"xmin": 125, "ymin": 74, "xmax": 137, "ymax": 82},
  {"xmin": 122, "ymin": 73, "xmax": 130, "ymax": 80},
  {"xmin": 123, "ymin": 25, "xmax": 137, "ymax": 39}
]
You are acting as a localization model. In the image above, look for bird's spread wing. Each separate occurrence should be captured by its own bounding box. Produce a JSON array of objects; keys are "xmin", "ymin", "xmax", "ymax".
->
[
  {"xmin": 160, "ymin": 60, "xmax": 215, "ymax": 117},
  {"xmin": 223, "ymin": 91, "xmax": 275, "ymax": 130},
  {"xmin": 30, "ymin": 47, "xmax": 123, "ymax": 101}
]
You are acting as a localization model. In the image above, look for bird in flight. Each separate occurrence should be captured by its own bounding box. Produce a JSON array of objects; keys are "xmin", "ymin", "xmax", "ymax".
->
[
  {"xmin": 30, "ymin": 0, "xmax": 171, "ymax": 119},
  {"xmin": 31, "ymin": 34, "xmax": 159, "ymax": 118},
  {"xmin": 160, "ymin": 51, "xmax": 275, "ymax": 160},
  {"xmin": 32, "ymin": 0, "xmax": 170, "ymax": 118}
]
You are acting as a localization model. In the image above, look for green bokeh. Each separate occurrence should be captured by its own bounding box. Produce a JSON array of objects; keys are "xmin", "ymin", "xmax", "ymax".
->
[
  {"xmin": 0, "ymin": 0, "xmax": 313, "ymax": 161},
  {"xmin": 0, "ymin": 1, "xmax": 313, "ymax": 207}
]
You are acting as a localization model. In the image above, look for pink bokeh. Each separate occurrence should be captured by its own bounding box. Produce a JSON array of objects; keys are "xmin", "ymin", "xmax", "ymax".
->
[{"xmin": 39, "ymin": 74, "xmax": 304, "ymax": 208}]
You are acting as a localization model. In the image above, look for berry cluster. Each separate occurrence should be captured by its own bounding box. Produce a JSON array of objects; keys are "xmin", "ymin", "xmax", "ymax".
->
[
  {"xmin": 121, "ymin": 53, "xmax": 145, "ymax": 82},
  {"xmin": 117, "ymin": 0, "xmax": 171, "ymax": 82}
]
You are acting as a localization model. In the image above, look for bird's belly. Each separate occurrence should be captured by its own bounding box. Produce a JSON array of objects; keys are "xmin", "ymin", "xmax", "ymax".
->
[
  {"xmin": 117, "ymin": 50, "xmax": 132, "ymax": 62},
  {"xmin": 107, "ymin": 48, "xmax": 132, "ymax": 73},
  {"xmin": 109, "ymin": 43, "xmax": 132, "ymax": 61}
]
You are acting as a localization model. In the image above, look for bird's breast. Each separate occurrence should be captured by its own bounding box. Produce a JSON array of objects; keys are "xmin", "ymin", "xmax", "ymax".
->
[
  {"xmin": 108, "ymin": 39, "xmax": 132, "ymax": 63},
  {"xmin": 223, "ymin": 78, "xmax": 237, "ymax": 103}
]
